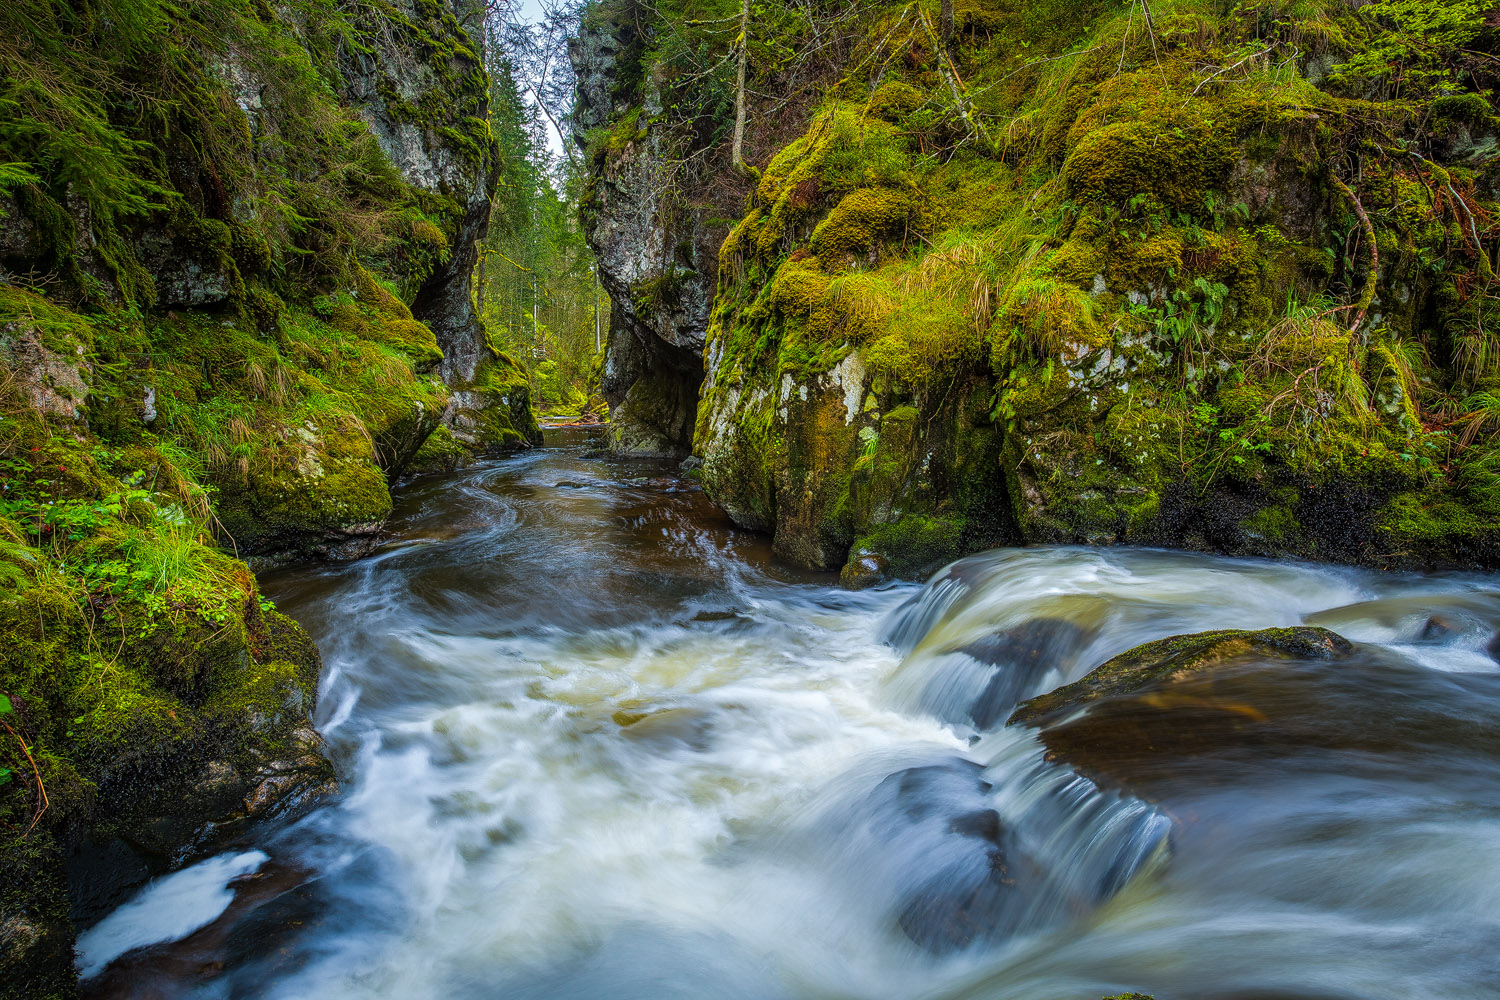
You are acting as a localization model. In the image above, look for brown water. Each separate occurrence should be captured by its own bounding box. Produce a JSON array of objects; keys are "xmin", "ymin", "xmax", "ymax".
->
[{"xmin": 77, "ymin": 427, "xmax": 1500, "ymax": 999}]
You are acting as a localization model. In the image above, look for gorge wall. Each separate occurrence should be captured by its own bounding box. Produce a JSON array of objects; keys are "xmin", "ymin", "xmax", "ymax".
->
[
  {"xmin": 579, "ymin": 0, "xmax": 1500, "ymax": 581},
  {"xmin": 0, "ymin": 1, "xmax": 533, "ymax": 995},
  {"xmin": 571, "ymin": 5, "xmax": 753, "ymax": 457}
]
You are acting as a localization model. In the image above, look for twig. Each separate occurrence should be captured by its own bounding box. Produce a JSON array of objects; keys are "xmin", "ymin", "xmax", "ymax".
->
[
  {"xmin": 4, "ymin": 720, "xmax": 49, "ymax": 836},
  {"xmin": 1405, "ymin": 149, "xmax": 1487, "ymax": 263},
  {"xmin": 1138, "ymin": 0, "xmax": 1167, "ymax": 85},
  {"xmin": 1192, "ymin": 41, "xmax": 1279, "ymax": 96}
]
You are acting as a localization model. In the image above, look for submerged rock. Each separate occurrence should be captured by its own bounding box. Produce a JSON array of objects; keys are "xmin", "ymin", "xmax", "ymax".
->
[
  {"xmin": 613, "ymin": 704, "xmax": 715, "ymax": 752},
  {"xmin": 959, "ymin": 618, "xmax": 1096, "ymax": 730},
  {"xmin": 876, "ymin": 761, "xmax": 1038, "ymax": 952},
  {"xmin": 837, "ymin": 755, "xmax": 1169, "ymax": 955},
  {"xmin": 1000, "ymin": 625, "xmax": 1500, "ymax": 802}
]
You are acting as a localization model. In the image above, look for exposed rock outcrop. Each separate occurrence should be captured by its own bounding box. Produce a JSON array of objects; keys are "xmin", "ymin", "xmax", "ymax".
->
[{"xmin": 571, "ymin": 3, "xmax": 740, "ymax": 456}]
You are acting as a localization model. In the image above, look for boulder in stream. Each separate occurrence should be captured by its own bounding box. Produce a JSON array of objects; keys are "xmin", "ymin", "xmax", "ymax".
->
[{"xmin": 1009, "ymin": 626, "xmax": 1354, "ymax": 727}]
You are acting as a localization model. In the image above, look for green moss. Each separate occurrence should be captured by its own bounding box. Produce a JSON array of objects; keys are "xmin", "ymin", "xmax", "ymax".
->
[
  {"xmin": 406, "ymin": 422, "xmax": 469, "ymax": 477},
  {"xmin": 1065, "ymin": 116, "xmax": 1233, "ymax": 212},
  {"xmin": 448, "ymin": 350, "xmax": 542, "ymax": 455},
  {"xmin": 810, "ymin": 187, "xmax": 918, "ymax": 259},
  {"xmin": 337, "ymin": 266, "xmax": 445, "ymax": 369},
  {"xmin": 1241, "ymin": 503, "xmax": 1300, "ymax": 544},
  {"xmin": 851, "ymin": 513, "xmax": 965, "ymax": 579},
  {"xmin": 866, "ymin": 80, "xmax": 925, "ymax": 122},
  {"xmin": 680, "ymin": 0, "xmax": 1500, "ymax": 575},
  {"xmin": 0, "ymin": 830, "xmax": 74, "ymax": 999}
]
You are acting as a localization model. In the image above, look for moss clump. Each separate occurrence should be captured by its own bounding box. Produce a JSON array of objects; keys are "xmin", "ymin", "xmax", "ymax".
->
[
  {"xmin": 405, "ymin": 423, "xmax": 469, "ymax": 477},
  {"xmin": 810, "ymin": 188, "xmax": 917, "ymax": 259},
  {"xmin": 849, "ymin": 513, "xmax": 965, "ymax": 579},
  {"xmin": 1064, "ymin": 115, "xmax": 1235, "ymax": 213},
  {"xmin": 336, "ymin": 267, "xmax": 445, "ymax": 370}
]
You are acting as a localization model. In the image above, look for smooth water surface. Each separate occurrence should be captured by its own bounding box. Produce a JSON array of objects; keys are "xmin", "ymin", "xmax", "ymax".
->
[{"xmin": 82, "ymin": 428, "xmax": 1500, "ymax": 1000}]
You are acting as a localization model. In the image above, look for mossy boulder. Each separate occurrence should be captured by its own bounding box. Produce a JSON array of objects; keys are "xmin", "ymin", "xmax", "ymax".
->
[
  {"xmin": 403, "ymin": 422, "xmax": 469, "ymax": 477},
  {"xmin": 594, "ymin": 0, "xmax": 1500, "ymax": 576},
  {"xmin": 447, "ymin": 349, "xmax": 542, "ymax": 456},
  {"xmin": 212, "ymin": 416, "xmax": 393, "ymax": 563},
  {"xmin": 0, "ymin": 527, "xmax": 334, "ymax": 993},
  {"xmin": 1009, "ymin": 627, "xmax": 1355, "ymax": 727},
  {"xmin": 609, "ymin": 367, "xmax": 698, "ymax": 457}
]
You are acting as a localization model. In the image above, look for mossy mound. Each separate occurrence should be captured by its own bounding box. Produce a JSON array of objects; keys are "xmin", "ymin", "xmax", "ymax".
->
[{"xmin": 0, "ymin": 410, "xmax": 334, "ymax": 993}]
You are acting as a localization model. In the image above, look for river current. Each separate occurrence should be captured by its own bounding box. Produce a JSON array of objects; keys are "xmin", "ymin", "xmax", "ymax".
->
[{"xmin": 80, "ymin": 428, "xmax": 1500, "ymax": 999}]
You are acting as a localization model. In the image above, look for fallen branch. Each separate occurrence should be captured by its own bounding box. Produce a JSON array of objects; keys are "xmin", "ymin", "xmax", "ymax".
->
[{"xmin": 1329, "ymin": 171, "xmax": 1379, "ymax": 347}]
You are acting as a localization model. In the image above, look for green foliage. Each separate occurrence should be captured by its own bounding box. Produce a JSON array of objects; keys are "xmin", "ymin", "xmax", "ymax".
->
[
  {"xmin": 481, "ymin": 54, "xmax": 604, "ymax": 413},
  {"xmin": 1329, "ymin": 0, "xmax": 1493, "ymax": 96}
]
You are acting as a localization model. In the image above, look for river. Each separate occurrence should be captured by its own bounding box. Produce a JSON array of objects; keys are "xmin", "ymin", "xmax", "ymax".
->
[{"xmin": 78, "ymin": 428, "xmax": 1500, "ymax": 1000}]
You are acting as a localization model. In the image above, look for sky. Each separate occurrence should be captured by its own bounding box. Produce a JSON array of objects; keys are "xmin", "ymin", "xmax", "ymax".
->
[{"xmin": 511, "ymin": 0, "xmax": 569, "ymax": 157}]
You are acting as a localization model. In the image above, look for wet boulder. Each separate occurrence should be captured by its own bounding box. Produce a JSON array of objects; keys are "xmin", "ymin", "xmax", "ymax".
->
[
  {"xmin": 1001, "ymin": 625, "xmax": 1500, "ymax": 801},
  {"xmin": 839, "ymin": 549, "xmax": 889, "ymax": 590},
  {"xmin": 865, "ymin": 760, "xmax": 1038, "ymax": 952},
  {"xmin": 1305, "ymin": 592, "xmax": 1500, "ymax": 658},
  {"xmin": 1009, "ymin": 626, "xmax": 1354, "ymax": 727}
]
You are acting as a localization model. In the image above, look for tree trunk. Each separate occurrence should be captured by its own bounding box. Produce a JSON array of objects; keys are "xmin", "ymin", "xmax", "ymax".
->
[
  {"xmin": 476, "ymin": 249, "xmax": 486, "ymax": 319},
  {"xmin": 731, "ymin": 0, "xmax": 753, "ymax": 177},
  {"xmin": 940, "ymin": 0, "xmax": 954, "ymax": 47}
]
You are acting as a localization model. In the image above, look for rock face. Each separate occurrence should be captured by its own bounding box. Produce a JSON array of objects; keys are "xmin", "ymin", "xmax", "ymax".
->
[
  {"xmin": 579, "ymin": 1, "xmax": 1500, "ymax": 576},
  {"xmin": 571, "ymin": 3, "xmax": 741, "ymax": 457},
  {"xmin": 338, "ymin": 0, "xmax": 539, "ymax": 456}
]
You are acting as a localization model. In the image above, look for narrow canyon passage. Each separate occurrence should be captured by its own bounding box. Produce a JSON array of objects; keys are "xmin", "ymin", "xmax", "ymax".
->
[{"xmin": 83, "ymin": 430, "xmax": 1500, "ymax": 1000}]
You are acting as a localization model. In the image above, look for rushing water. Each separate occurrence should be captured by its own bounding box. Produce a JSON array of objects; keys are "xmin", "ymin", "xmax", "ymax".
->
[{"xmin": 81, "ymin": 428, "xmax": 1500, "ymax": 1000}]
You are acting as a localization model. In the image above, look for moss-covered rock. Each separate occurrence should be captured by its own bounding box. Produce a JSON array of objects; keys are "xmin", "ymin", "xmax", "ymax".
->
[
  {"xmin": 1009, "ymin": 627, "xmax": 1356, "ymax": 727},
  {"xmin": 447, "ymin": 348, "xmax": 542, "ymax": 455},
  {"xmin": 0, "ymin": 459, "xmax": 335, "ymax": 993}
]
